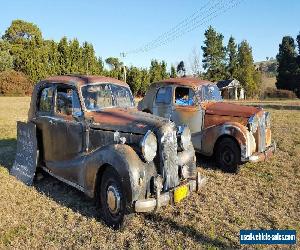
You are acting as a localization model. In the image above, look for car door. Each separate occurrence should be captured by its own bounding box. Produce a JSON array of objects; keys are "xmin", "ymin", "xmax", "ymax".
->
[
  {"xmin": 152, "ymin": 86, "xmax": 173, "ymax": 119},
  {"xmin": 170, "ymin": 86, "xmax": 204, "ymax": 151},
  {"xmin": 45, "ymin": 85, "xmax": 84, "ymax": 183}
]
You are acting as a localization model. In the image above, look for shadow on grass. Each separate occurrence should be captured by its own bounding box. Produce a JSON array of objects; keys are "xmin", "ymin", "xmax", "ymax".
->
[
  {"xmin": 196, "ymin": 153, "xmax": 218, "ymax": 170},
  {"xmin": 34, "ymin": 173, "xmax": 100, "ymax": 220},
  {"xmin": 0, "ymin": 138, "xmax": 17, "ymax": 171},
  {"xmin": 144, "ymin": 213, "xmax": 237, "ymax": 248}
]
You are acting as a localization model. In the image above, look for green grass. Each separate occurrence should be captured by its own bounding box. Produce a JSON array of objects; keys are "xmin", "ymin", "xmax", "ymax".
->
[{"xmin": 0, "ymin": 97, "xmax": 299, "ymax": 249}]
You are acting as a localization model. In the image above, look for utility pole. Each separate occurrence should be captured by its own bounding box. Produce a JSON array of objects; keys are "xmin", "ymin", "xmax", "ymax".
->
[{"xmin": 120, "ymin": 52, "xmax": 127, "ymax": 83}]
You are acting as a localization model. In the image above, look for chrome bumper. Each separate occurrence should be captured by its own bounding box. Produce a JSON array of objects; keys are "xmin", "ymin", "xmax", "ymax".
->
[
  {"xmin": 248, "ymin": 142, "xmax": 276, "ymax": 162},
  {"xmin": 134, "ymin": 172, "xmax": 207, "ymax": 213}
]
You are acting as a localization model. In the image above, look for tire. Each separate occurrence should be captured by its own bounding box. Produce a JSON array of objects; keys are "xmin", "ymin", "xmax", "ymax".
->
[
  {"xmin": 215, "ymin": 137, "xmax": 241, "ymax": 173},
  {"xmin": 99, "ymin": 168, "xmax": 127, "ymax": 229}
]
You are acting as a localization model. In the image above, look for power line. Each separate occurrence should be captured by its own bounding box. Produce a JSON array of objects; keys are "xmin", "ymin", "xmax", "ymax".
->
[
  {"xmin": 145, "ymin": 0, "xmax": 242, "ymax": 52},
  {"xmin": 125, "ymin": 0, "xmax": 243, "ymax": 55}
]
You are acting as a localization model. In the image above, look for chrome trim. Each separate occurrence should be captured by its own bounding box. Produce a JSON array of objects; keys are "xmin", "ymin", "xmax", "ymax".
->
[{"xmin": 41, "ymin": 166, "xmax": 84, "ymax": 192}]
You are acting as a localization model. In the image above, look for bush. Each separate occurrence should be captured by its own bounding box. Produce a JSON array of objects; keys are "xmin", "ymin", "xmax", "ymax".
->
[
  {"xmin": 262, "ymin": 87, "xmax": 297, "ymax": 99},
  {"xmin": 0, "ymin": 70, "xmax": 32, "ymax": 96}
]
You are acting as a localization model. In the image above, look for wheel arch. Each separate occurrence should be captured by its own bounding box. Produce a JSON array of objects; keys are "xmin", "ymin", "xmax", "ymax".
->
[
  {"xmin": 201, "ymin": 122, "xmax": 248, "ymax": 157},
  {"xmin": 84, "ymin": 144, "xmax": 148, "ymax": 208}
]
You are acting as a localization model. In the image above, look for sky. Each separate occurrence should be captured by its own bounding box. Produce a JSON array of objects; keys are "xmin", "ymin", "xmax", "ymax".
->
[{"xmin": 0, "ymin": 0, "xmax": 299, "ymax": 72}]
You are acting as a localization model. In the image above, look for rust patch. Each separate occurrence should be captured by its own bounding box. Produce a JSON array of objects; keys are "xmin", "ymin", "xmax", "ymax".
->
[
  {"xmin": 266, "ymin": 128, "xmax": 272, "ymax": 147},
  {"xmin": 204, "ymin": 114, "xmax": 248, "ymax": 129},
  {"xmin": 42, "ymin": 75, "xmax": 129, "ymax": 88},
  {"xmin": 204, "ymin": 102, "xmax": 261, "ymax": 118},
  {"xmin": 156, "ymin": 77, "xmax": 212, "ymax": 88}
]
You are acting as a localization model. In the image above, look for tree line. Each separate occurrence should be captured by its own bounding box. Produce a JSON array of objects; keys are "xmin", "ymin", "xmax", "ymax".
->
[
  {"xmin": 0, "ymin": 20, "xmax": 260, "ymax": 97},
  {"xmin": 200, "ymin": 26, "xmax": 261, "ymax": 97},
  {"xmin": 276, "ymin": 33, "xmax": 300, "ymax": 98}
]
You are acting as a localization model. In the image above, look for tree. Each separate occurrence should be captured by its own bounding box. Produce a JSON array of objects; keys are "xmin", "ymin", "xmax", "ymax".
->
[
  {"xmin": 0, "ymin": 69, "xmax": 32, "ymax": 96},
  {"xmin": 2, "ymin": 19, "xmax": 42, "ymax": 44},
  {"xmin": 58, "ymin": 37, "xmax": 71, "ymax": 74},
  {"xmin": 127, "ymin": 66, "xmax": 142, "ymax": 96},
  {"xmin": 201, "ymin": 26, "xmax": 226, "ymax": 81},
  {"xmin": 189, "ymin": 47, "xmax": 201, "ymax": 77},
  {"xmin": 237, "ymin": 40, "xmax": 259, "ymax": 97},
  {"xmin": 105, "ymin": 57, "xmax": 123, "ymax": 79},
  {"xmin": 149, "ymin": 60, "xmax": 169, "ymax": 82},
  {"xmin": 69, "ymin": 38, "xmax": 81, "ymax": 73},
  {"xmin": 276, "ymin": 36, "xmax": 298, "ymax": 94},
  {"xmin": 0, "ymin": 41, "xmax": 14, "ymax": 72},
  {"xmin": 139, "ymin": 68, "xmax": 150, "ymax": 95},
  {"xmin": 177, "ymin": 61, "xmax": 186, "ymax": 76},
  {"xmin": 170, "ymin": 65, "xmax": 177, "ymax": 78},
  {"xmin": 226, "ymin": 36, "xmax": 238, "ymax": 79}
]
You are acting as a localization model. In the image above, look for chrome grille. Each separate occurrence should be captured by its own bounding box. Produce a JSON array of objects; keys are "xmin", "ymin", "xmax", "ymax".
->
[
  {"xmin": 258, "ymin": 115, "xmax": 266, "ymax": 152},
  {"xmin": 158, "ymin": 124, "xmax": 179, "ymax": 190}
]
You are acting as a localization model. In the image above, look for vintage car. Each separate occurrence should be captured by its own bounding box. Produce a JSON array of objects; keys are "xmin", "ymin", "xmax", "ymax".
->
[
  {"xmin": 26, "ymin": 75, "xmax": 206, "ymax": 228},
  {"xmin": 138, "ymin": 77, "xmax": 276, "ymax": 172}
]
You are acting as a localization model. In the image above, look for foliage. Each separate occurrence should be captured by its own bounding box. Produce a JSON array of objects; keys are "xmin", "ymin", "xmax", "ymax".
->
[
  {"xmin": 262, "ymin": 87, "xmax": 297, "ymax": 99},
  {"xmin": 226, "ymin": 36, "xmax": 238, "ymax": 79},
  {"xmin": 201, "ymin": 26, "xmax": 226, "ymax": 81},
  {"xmin": 176, "ymin": 61, "xmax": 186, "ymax": 77},
  {"xmin": 2, "ymin": 19, "xmax": 42, "ymax": 44},
  {"xmin": 0, "ymin": 70, "xmax": 32, "ymax": 96},
  {"xmin": 170, "ymin": 65, "xmax": 177, "ymax": 78},
  {"xmin": 127, "ymin": 66, "xmax": 142, "ymax": 96},
  {"xmin": 149, "ymin": 60, "xmax": 169, "ymax": 83},
  {"xmin": 237, "ymin": 40, "xmax": 260, "ymax": 97},
  {"xmin": 276, "ymin": 35, "xmax": 300, "ymax": 97}
]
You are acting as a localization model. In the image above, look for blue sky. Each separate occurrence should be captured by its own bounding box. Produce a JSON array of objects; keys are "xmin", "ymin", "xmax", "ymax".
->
[{"xmin": 0, "ymin": 0, "xmax": 299, "ymax": 71}]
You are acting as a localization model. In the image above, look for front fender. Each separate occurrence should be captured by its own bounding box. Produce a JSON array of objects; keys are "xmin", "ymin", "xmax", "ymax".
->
[
  {"xmin": 83, "ymin": 144, "xmax": 156, "ymax": 205},
  {"xmin": 200, "ymin": 122, "xmax": 254, "ymax": 159}
]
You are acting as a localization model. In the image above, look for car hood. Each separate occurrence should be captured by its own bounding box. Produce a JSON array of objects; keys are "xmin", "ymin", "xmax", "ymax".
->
[
  {"xmin": 86, "ymin": 107, "xmax": 168, "ymax": 134},
  {"xmin": 203, "ymin": 102, "xmax": 261, "ymax": 118}
]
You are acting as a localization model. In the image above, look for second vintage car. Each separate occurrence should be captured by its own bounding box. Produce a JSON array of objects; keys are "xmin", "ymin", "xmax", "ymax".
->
[
  {"xmin": 26, "ymin": 75, "xmax": 206, "ymax": 228},
  {"xmin": 138, "ymin": 77, "xmax": 276, "ymax": 172}
]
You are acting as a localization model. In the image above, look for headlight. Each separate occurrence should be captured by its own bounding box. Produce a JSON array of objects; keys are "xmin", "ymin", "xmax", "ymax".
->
[
  {"xmin": 248, "ymin": 115, "xmax": 259, "ymax": 133},
  {"xmin": 140, "ymin": 130, "xmax": 157, "ymax": 162},
  {"xmin": 177, "ymin": 126, "xmax": 191, "ymax": 151},
  {"xmin": 265, "ymin": 112, "xmax": 271, "ymax": 128}
]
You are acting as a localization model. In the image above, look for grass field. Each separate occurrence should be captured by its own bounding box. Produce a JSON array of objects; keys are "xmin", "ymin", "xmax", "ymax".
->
[{"xmin": 0, "ymin": 97, "xmax": 299, "ymax": 249}]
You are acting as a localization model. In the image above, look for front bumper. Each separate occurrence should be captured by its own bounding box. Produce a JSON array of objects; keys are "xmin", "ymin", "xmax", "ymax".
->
[
  {"xmin": 134, "ymin": 172, "xmax": 207, "ymax": 213},
  {"xmin": 248, "ymin": 142, "xmax": 276, "ymax": 162}
]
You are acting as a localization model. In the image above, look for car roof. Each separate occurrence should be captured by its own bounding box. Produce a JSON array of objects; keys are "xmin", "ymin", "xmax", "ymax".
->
[
  {"xmin": 41, "ymin": 75, "xmax": 129, "ymax": 88},
  {"xmin": 154, "ymin": 77, "xmax": 213, "ymax": 88}
]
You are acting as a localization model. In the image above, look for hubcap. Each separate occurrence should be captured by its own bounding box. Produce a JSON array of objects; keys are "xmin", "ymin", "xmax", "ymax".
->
[
  {"xmin": 106, "ymin": 185, "xmax": 121, "ymax": 215},
  {"xmin": 222, "ymin": 147, "xmax": 235, "ymax": 165}
]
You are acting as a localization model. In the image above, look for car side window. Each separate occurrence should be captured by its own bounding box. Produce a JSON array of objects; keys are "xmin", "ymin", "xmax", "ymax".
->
[
  {"xmin": 38, "ymin": 87, "xmax": 53, "ymax": 113},
  {"xmin": 55, "ymin": 87, "xmax": 82, "ymax": 118},
  {"xmin": 175, "ymin": 87, "xmax": 195, "ymax": 106},
  {"xmin": 155, "ymin": 87, "xmax": 172, "ymax": 104}
]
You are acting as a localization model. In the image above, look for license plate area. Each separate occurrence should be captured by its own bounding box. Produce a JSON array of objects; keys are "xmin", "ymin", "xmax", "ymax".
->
[{"xmin": 174, "ymin": 184, "xmax": 189, "ymax": 203}]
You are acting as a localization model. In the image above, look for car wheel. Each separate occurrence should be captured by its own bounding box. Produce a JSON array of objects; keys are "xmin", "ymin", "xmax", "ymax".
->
[
  {"xmin": 99, "ymin": 168, "xmax": 126, "ymax": 229},
  {"xmin": 215, "ymin": 137, "xmax": 240, "ymax": 173}
]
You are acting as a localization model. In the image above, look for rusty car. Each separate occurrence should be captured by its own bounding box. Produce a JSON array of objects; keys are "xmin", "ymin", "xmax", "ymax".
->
[
  {"xmin": 138, "ymin": 77, "xmax": 276, "ymax": 172},
  {"xmin": 25, "ymin": 75, "xmax": 206, "ymax": 228}
]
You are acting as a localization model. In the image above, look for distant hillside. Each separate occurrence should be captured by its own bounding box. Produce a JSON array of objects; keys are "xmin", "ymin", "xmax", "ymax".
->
[{"xmin": 255, "ymin": 59, "xmax": 277, "ymax": 77}]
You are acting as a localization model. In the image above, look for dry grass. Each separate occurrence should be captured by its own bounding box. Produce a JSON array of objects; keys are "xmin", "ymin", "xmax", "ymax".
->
[{"xmin": 0, "ymin": 97, "xmax": 299, "ymax": 249}]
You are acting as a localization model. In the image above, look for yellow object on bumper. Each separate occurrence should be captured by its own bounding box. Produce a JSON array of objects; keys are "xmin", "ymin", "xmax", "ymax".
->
[{"xmin": 174, "ymin": 184, "xmax": 189, "ymax": 203}]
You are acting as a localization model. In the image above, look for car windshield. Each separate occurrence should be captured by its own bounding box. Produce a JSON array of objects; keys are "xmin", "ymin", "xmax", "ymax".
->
[
  {"xmin": 81, "ymin": 83, "xmax": 134, "ymax": 111},
  {"xmin": 201, "ymin": 84, "xmax": 223, "ymax": 101}
]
